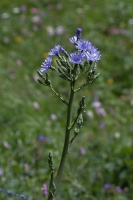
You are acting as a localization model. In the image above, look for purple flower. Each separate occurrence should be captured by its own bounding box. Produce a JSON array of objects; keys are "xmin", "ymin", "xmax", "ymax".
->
[
  {"xmin": 77, "ymin": 39, "xmax": 92, "ymax": 51},
  {"xmin": 69, "ymin": 52, "xmax": 85, "ymax": 64},
  {"xmin": 48, "ymin": 45, "xmax": 61, "ymax": 56},
  {"xmin": 85, "ymin": 46, "xmax": 101, "ymax": 62},
  {"xmin": 30, "ymin": 7, "xmax": 40, "ymax": 14},
  {"xmin": 40, "ymin": 57, "xmax": 52, "ymax": 72},
  {"xmin": 38, "ymin": 135, "xmax": 50, "ymax": 142},
  {"xmin": 38, "ymin": 135, "xmax": 45, "ymax": 141},
  {"xmin": 104, "ymin": 183, "xmax": 110, "ymax": 189},
  {"xmin": 96, "ymin": 107, "xmax": 106, "ymax": 116},
  {"xmin": 92, "ymin": 100, "xmax": 101, "ymax": 108},
  {"xmin": 76, "ymin": 28, "xmax": 82, "ymax": 40},
  {"xmin": 48, "ymin": 45, "xmax": 68, "ymax": 56},
  {"xmin": 50, "ymin": 114, "xmax": 57, "ymax": 120},
  {"xmin": 79, "ymin": 147, "xmax": 86, "ymax": 155},
  {"xmin": 3, "ymin": 141, "xmax": 9, "ymax": 148},
  {"xmin": 42, "ymin": 183, "xmax": 48, "ymax": 196},
  {"xmin": 116, "ymin": 186, "xmax": 122, "ymax": 193},
  {"xmin": 33, "ymin": 102, "xmax": 40, "ymax": 109},
  {"xmin": 21, "ymin": 5, "xmax": 27, "ymax": 12},
  {"xmin": 99, "ymin": 121, "xmax": 105, "ymax": 128}
]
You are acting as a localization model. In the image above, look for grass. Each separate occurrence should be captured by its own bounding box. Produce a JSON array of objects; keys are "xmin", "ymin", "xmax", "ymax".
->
[{"xmin": 0, "ymin": 0, "xmax": 133, "ymax": 199}]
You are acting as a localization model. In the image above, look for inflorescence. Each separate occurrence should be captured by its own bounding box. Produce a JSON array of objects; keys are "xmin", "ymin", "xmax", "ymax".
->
[{"xmin": 40, "ymin": 28, "xmax": 101, "ymax": 73}]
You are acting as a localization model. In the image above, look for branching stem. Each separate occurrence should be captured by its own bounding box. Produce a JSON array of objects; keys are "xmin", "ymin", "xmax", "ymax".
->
[{"xmin": 50, "ymin": 85, "xmax": 68, "ymax": 106}]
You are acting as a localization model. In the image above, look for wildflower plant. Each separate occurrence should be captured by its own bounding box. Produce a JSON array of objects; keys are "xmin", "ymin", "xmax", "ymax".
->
[{"xmin": 37, "ymin": 28, "xmax": 101, "ymax": 199}]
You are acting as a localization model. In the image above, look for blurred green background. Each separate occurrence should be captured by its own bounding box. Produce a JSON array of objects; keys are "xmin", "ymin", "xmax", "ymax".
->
[{"xmin": 0, "ymin": 0, "xmax": 133, "ymax": 199}]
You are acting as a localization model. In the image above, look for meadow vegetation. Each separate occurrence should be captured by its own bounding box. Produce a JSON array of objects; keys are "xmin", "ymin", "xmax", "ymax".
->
[{"xmin": 0, "ymin": 0, "xmax": 133, "ymax": 199}]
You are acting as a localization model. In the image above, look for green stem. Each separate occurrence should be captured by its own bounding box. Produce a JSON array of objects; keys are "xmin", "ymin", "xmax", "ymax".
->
[
  {"xmin": 50, "ymin": 85, "xmax": 68, "ymax": 106},
  {"xmin": 47, "ymin": 173, "xmax": 54, "ymax": 200},
  {"xmin": 47, "ymin": 81, "xmax": 75, "ymax": 200},
  {"xmin": 55, "ymin": 81, "xmax": 75, "ymax": 189},
  {"xmin": 47, "ymin": 153, "xmax": 55, "ymax": 200}
]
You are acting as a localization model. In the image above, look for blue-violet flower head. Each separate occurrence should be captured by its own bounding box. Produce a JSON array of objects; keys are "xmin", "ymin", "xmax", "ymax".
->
[
  {"xmin": 48, "ymin": 45, "xmax": 61, "ymax": 56},
  {"xmin": 77, "ymin": 39, "xmax": 92, "ymax": 51},
  {"xmin": 104, "ymin": 184, "xmax": 110, "ymax": 189},
  {"xmin": 76, "ymin": 28, "xmax": 82, "ymax": 40},
  {"xmin": 69, "ymin": 52, "xmax": 85, "ymax": 64},
  {"xmin": 40, "ymin": 57, "xmax": 52, "ymax": 72},
  {"xmin": 85, "ymin": 46, "xmax": 101, "ymax": 62}
]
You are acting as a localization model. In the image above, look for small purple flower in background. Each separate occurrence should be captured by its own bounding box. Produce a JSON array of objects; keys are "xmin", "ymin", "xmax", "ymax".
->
[
  {"xmin": 92, "ymin": 100, "xmax": 101, "ymax": 108},
  {"xmin": 31, "ymin": 16, "xmax": 41, "ymax": 25},
  {"xmin": 79, "ymin": 147, "xmax": 86, "ymax": 155},
  {"xmin": 38, "ymin": 135, "xmax": 45, "ymax": 141},
  {"xmin": 3, "ymin": 141, "xmax": 9, "ymax": 148},
  {"xmin": 30, "ymin": 8, "xmax": 40, "ymax": 14},
  {"xmin": 20, "ymin": 5, "xmax": 27, "ymax": 12},
  {"xmin": 33, "ymin": 102, "xmax": 40, "ymax": 109},
  {"xmin": 40, "ymin": 57, "xmax": 52, "ymax": 72},
  {"xmin": 96, "ymin": 107, "xmax": 106, "ymax": 117},
  {"xmin": 99, "ymin": 121, "xmax": 105, "ymax": 129},
  {"xmin": 69, "ymin": 52, "xmax": 85, "ymax": 64},
  {"xmin": 33, "ymin": 74, "xmax": 39, "ymax": 82},
  {"xmin": 42, "ymin": 183, "xmax": 48, "ymax": 196},
  {"xmin": 50, "ymin": 114, "xmax": 57, "ymax": 121},
  {"xmin": 76, "ymin": 28, "xmax": 82, "ymax": 40},
  {"xmin": 116, "ymin": 186, "xmax": 122, "ymax": 193},
  {"xmin": 104, "ymin": 183, "xmax": 110, "ymax": 189},
  {"xmin": 108, "ymin": 106, "xmax": 114, "ymax": 114},
  {"xmin": 92, "ymin": 100, "xmax": 106, "ymax": 116},
  {"xmin": 38, "ymin": 135, "xmax": 50, "ymax": 142}
]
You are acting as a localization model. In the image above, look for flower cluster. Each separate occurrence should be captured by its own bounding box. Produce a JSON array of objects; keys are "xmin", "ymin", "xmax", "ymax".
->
[
  {"xmin": 40, "ymin": 28, "xmax": 101, "ymax": 74},
  {"xmin": 69, "ymin": 34, "xmax": 101, "ymax": 62}
]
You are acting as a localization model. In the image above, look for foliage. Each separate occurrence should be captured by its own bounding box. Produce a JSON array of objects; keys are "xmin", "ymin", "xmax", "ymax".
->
[{"xmin": 0, "ymin": 0, "xmax": 133, "ymax": 199}]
